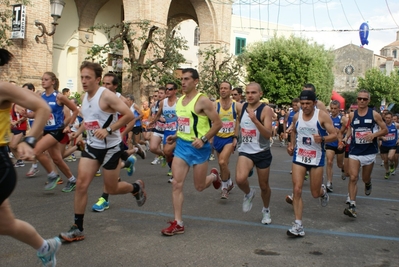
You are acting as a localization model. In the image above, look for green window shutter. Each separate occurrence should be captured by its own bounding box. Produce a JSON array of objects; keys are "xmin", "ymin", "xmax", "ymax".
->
[{"xmin": 235, "ymin": 37, "xmax": 246, "ymax": 55}]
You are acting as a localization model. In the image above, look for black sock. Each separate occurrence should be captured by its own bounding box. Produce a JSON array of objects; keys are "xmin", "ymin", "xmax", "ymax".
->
[
  {"xmin": 121, "ymin": 151, "xmax": 129, "ymax": 161},
  {"xmin": 132, "ymin": 183, "xmax": 140, "ymax": 195},
  {"xmin": 74, "ymin": 214, "xmax": 84, "ymax": 231},
  {"xmin": 101, "ymin": 193, "xmax": 109, "ymax": 201}
]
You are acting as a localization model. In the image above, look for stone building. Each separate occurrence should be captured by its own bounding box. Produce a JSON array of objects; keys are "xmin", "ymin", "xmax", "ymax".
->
[{"xmin": 0, "ymin": 0, "xmax": 232, "ymax": 100}]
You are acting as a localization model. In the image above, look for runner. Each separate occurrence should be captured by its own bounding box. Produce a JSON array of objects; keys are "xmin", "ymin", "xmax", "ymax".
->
[
  {"xmin": 0, "ymin": 48, "xmax": 61, "ymax": 266},
  {"xmin": 379, "ymin": 111, "xmax": 399, "ymax": 179},
  {"xmin": 213, "ymin": 81, "xmax": 241, "ymax": 199},
  {"xmin": 161, "ymin": 68, "xmax": 222, "ymax": 236},
  {"xmin": 286, "ymin": 90, "xmax": 336, "ymax": 237},
  {"xmin": 235, "ymin": 82, "xmax": 274, "ymax": 224},
  {"xmin": 59, "ymin": 61, "xmax": 146, "ymax": 242},
  {"xmin": 342, "ymin": 89, "xmax": 387, "ymax": 218}
]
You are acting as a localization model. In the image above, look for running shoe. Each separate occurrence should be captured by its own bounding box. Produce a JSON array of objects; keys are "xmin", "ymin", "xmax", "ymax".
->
[
  {"xmin": 14, "ymin": 159, "xmax": 25, "ymax": 167},
  {"xmin": 65, "ymin": 155, "xmax": 74, "ymax": 162},
  {"xmin": 326, "ymin": 183, "xmax": 333, "ymax": 193},
  {"xmin": 133, "ymin": 180, "xmax": 146, "ymax": 207},
  {"xmin": 167, "ymin": 168, "xmax": 172, "ymax": 176},
  {"xmin": 384, "ymin": 172, "xmax": 390, "ymax": 179},
  {"xmin": 285, "ymin": 194, "xmax": 293, "ymax": 205},
  {"xmin": 95, "ymin": 169, "xmax": 101, "ymax": 177},
  {"xmin": 92, "ymin": 197, "xmax": 109, "ymax": 212},
  {"xmin": 391, "ymin": 170, "xmax": 396, "ymax": 176},
  {"xmin": 135, "ymin": 144, "xmax": 146, "ymax": 159},
  {"xmin": 125, "ymin": 155, "xmax": 136, "ymax": 176},
  {"xmin": 9, "ymin": 152, "xmax": 14, "ymax": 158},
  {"xmin": 261, "ymin": 210, "xmax": 272, "ymax": 225},
  {"xmin": 344, "ymin": 204, "xmax": 357, "ymax": 218},
  {"xmin": 304, "ymin": 172, "xmax": 309, "ymax": 181},
  {"xmin": 320, "ymin": 184, "xmax": 329, "ymax": 207},
  {"xmin": 168, "ymin": 177, "xmax": 173, "ymax": 183},
  {"xmin": 26, "ymin": 167, "xmax": 39, "ymax": 177},
  {"xmin": 221, "ymin": 182, "xmax": 235, "ymax": 199},
  {"xmin": 209, "ymin": 154, "xmax": 215, "ymax": 161},
  {"xmin": 37, "ymin": 237, "xmax": 61, "ymax": 267},
  {"xmin": 145, "ymin": 140, "xmax": 150, "ymax": 151},
  {"xmin": 242, "ymin": 188, "xmax": 255, "ymax": 212},
  {"xmin": 71, "ymin": 153, "xmax": 76, "ymax": 161},
  {"xmin": 44, "ymin": 176, "xmax": 60, "ymax": 190},
  {"xmin": 160, "ymin": 156, "xmax": 166, "ymax": 167},
  {"xmin": 210, "ymin": 168, "xmax": 221, "ymax": 189},
  {"xmin": 341, "ymin": 173, "xmax": 347, "ymax": 180},
  {"xmin": 365, "ymin": 182, "xmax": 372, "ymax": 196},
  {"xmin": 287, "ymin": 222, "xmax": 305, "ymax": 237},
  {"xmin": 59, "ymin": 224, "xmax": 85, "ymax": 242},
  {"xmin": 345, "ymin": 194, "xmax": 350, "ymax": 204},
  {"xmin": 61, "ymin": 181, "xmax": 76, "ymax": 193},
  {"xmin": 161, "ymin": 220, "xmax": 185, "ymax": 236},
  {"xmin": 151, "ymin": 157, "xmax": 160, "ymax": 165}
]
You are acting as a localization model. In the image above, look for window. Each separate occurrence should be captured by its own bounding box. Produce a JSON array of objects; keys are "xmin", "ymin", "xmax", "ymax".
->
[
  {"xmin": 393, "ymin": 50, "xmax": 397, "ymax": 59},
  {"xmin": 194, "ymin": 27, "xmax": 200, "ymax": 46},
  {"xmin": 235, "ymin": 37, "xmax": 246, "ymax": 55}
]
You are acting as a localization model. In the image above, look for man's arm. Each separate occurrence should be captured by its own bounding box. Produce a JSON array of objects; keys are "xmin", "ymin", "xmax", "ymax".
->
[
  {"xmin": 105, "ymin": 91, "xmax": 134, "ymax": 132},
  {"xmin": 287, "ymin": 113, "xmax": 298, "ymax": 156},
  {"xmin": 372, "ymin": 111, "xmax": 388, "ymax": 138},
  {"xmin": 199, "ymin": 96, "xmax": 222, "ymax": 141},
  {"xmin": 318, "ymin": 111, "xmax": 337, "ymax": 143}
]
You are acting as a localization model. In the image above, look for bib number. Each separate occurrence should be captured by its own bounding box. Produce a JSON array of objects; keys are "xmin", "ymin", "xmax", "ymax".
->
[
  {"xmin": 355, "ymin": 131, "xmax": 372, "ymax": 144},
  {"xmin": 219, "ymin": 121, "xmax": 234, "ymax": 133},
  {"xmin": 84, "ymin": 120, "xmax": 101, "ymax": 139},
  {"xmin": 178, "ymin": 117, "xmax": 190, "ymax": 134},
  {"xmin": 297, "ymin": 148, "xmax": 317, "ymax": 165},
  {"xmin": 241, "ymin": 128, "xmax": 257, "ymax": 143},
  {"xmin": 46, "ymin": 113, "xmax": 55, "ymax": 126}
]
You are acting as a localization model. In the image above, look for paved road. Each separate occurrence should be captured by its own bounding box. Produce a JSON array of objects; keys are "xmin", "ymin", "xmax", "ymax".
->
[{"xmin": 1, "ymin": 142, "xmax": 399, "ymax": 267}]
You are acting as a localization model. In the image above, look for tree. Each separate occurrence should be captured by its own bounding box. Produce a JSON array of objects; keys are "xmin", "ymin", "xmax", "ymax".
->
[
  {"xmin": 341, "ymin": 91, "xmax": 358, "ymax": 110},
  {"xmin": 197, "ymin": 46, "xmax": 245, "ymax": 97},
  {"xmin": 242, "ymin": 35, "xmax": 334, "ymax": 105},
  {"xmin": 357, "ymin": 68, "xmax": 399, "ymax": 108},
  {"xmin": 86, "ymin": 20, "xmax": 188, "ymax": 103},
  {"xmin": 0, "ymin": 0, "xmax": 31, "ymax": 48}
]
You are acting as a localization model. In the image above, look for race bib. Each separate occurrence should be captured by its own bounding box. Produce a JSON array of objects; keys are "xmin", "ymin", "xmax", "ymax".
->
[
  {"xmin": 297, "ymin": 148, "xmax": 317, "ymax": 165},
  {"xmin": 46, "ymin": 113, "xmax": 55, "ymax": 126},
  {"xmin": 219, "ymin": 121, "xmax": 234, "ymax": 133},
  {"xmin": 385, "ymin": 133, "xmax": 395, "ymax": 141},
  {"xmin": 241, "ymin": 128, "xmax": 257, "ymax": 143},
  {"xmin": 164, "ymin": 121, "xmax": 177, "ymax": 131},
  {"xmin": 84, "ymin": 120, "xmax": 101, "ymax": 138},
  {"xmin": 355, "ymin": 131, "xmax": 372, "ymax": 144},
  {"xmin": 178, "ymin": 117, "xmax": 190, "ymax": 134},
  {"xmin": 155, "ymin": 121, "xmax": 165, "ymax": 131}
]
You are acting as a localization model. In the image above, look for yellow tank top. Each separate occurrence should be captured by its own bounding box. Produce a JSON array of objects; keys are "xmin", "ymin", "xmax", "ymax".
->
[
  {"xmin": 216, "ymin": 100, "xmax": 236, "ymax": 138},
  {"xmin": 176, "ymin": 93, "xmax": 210, "ymax": 141},
  {"xmin": 0, "ymin": 107, "xmax": 11, "ymax": 146}
]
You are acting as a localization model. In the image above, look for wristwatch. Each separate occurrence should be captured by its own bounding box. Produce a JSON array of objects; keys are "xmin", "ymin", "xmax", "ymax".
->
[
  {"xmin": 200, "ymin": 135, "xmax": 208, "ymax": 144},
  {"xmin": 321, "ymin": 136, "xmax": 325, "ymax": 142},
  {"xmin": 106, "ymin": 127, "xmax": 112, "ymax": 135},
  {"xmin": 23, "ymin": 136, "xmax": 37, "ymax": 148}
]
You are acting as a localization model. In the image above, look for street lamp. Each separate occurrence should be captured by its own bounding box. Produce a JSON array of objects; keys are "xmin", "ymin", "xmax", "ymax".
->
[{"xmin": 35, "ymin": 0, "xmax": 66, "ymax": 43}]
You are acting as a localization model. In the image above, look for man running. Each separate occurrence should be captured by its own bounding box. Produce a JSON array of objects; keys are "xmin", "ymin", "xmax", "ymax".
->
[
  {"xmin": 161, "ymin": 68, "xmax": 222, "ymax": 236},
  {"xmin": 342, "ymin": 89, "xmax": 387, "ymax": 218},
  {"xmin": 286, "ymin": 90, "xmax": 336, "ymax": 237},
  {"xmin": 212, "ymin": 81, "xmax": 241, "ymax": 199},
  {"xmin": 235, "ymin": 82, "xmax": 274, "ymax": 224},
  {"xmin": 59, "ymin": 61, "xmax": 146, "ymax": 242}
]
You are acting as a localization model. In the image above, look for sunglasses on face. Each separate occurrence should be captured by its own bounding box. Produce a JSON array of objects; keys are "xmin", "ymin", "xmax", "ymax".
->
[
  {"xmin": 357, "ymin": 97, "xmax": 369, "ymax": 102},
  {"xmin": 232, "ymin": 94, "xmax": 239, "ymax": 96},
  {"xmin": 166, "ymin": 87, "xmax": 175, "ymax": 91}
]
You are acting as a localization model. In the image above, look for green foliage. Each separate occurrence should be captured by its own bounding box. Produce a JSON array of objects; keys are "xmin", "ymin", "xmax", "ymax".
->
[
  {"xmin": 69, "ymin": 91, "xmax": 83, "ymax": 105},
  {"xmin": 357, "ymin": 68, "xmax": 399, "ymax": 108},
  {"xmin": 197, "ymin": 46, "xmax": 245, "ymax": 97},
  {"xmin": 242, "ymin": 35, "xmax": 334, "ymax": 105},
  {"xmin": 340, "ymin": 91, "xmax": 358, "ymax": 110},
  {"xmin": 86, "ymin": 20, "xmax": 188, "ymax": 96},
  {"xmin": 0, "ymin": 0, "xmax": 30, "ymax": 48}
]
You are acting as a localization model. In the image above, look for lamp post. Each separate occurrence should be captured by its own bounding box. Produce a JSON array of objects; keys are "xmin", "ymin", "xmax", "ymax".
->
[{"xmin": 34, "ymin": 0, "xmax": 66, "ymax": 43}]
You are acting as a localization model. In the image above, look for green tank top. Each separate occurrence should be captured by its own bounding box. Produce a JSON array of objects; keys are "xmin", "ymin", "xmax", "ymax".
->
[{"xmin": 176, "ymin": 93, "xmax": 211, "ymax": 141}]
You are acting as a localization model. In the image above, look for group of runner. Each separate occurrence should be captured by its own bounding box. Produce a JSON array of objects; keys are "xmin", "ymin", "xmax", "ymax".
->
[{"xmin": 1, "ymin": 46, "xmax": 396, "ymax": 266}]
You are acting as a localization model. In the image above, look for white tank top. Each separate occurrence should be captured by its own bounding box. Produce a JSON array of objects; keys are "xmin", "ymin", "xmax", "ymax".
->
[
  {"xmin": 163, "ymin": 98, "xmax": 178, "ymax": 132},
  {"xmin": 81, "ymin": 87, "xmax": 121, "ymax": 149},
  {"xmin": 293, "ymin": 109, "xmax": 325, "ymax": 166}
]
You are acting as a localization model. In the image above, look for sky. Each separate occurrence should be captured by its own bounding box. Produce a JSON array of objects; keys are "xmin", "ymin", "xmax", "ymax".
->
[{"xmin": 231, "ymin": 0, "xmax": 399, "ymax": 54}]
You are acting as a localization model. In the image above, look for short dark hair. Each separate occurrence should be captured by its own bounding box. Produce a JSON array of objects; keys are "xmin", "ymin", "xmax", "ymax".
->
[
  {"xmin": 292, "ymin": 98, "xmax": 300, "ymax": 103},
  {"xmin": 232, "ymin": 87, "xmax": 243, "ymax": 95},
  {"xmin": 166, "ymin": 82, "xmax": 178, "ymax": 90},
  {"xmin": 220, "ymin": 81, "xmax": 232, "ymax": 90},
  {"xmin": 80, "ymin": 61, "xmax": 103, "ymax": 79},
  {"xmin": 0, "ymin": 49, "xmax": 13, "ymax": 67},
  {"xmin": 303, "ymin": 83, "xmax": 316, "ymax": 93},
  {"xmin": 182, "ymin": 68, "xmax": 199, "ymax": 80},
  {"xmin": 22, "ymin": 83, "xmax": 35, "ymax": 91},
  {"xmin": 104, "ymin": 72, "xmax": 119, "ymax": 86},
  {"xmin": 62, "ymin": 88, "xmax": 70, "ymax": 94},
  {"xmin": 158, "ymin": 86, "xmax": 166, "ymax": 92}
]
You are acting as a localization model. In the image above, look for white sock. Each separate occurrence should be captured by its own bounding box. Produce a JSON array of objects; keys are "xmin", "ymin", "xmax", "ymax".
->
[
  {"xmin": 262, "ymin": 207, "xmax": 270, "ymax": 213},
  {"xmin": 68, "ymin": 176, "xmax": 76, "ymax": 183},
  {"xmin": 48, "ymin": 171, "xmax": 57, "ymax": 178},
  {"xmin": 295, "ymin": 219, "xmax": 302, "ymax": 226},
  {"xmin": 176, "ymin": 220, "xmax": 184, "ymax": 226},
  {"xmin": 32, "ymin": 164, "xmax": 38, "ymax": 168},
  {"xmin": 37, "ymin": 240, "xmax": 49, "ymax": 255},
  {"xmin": 221, "ymin": 179, "xmax": 229, "ymax": 189},
  {"xmin": 350, "ymin": 201, "xmax": 356, "ymax": 206}
]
